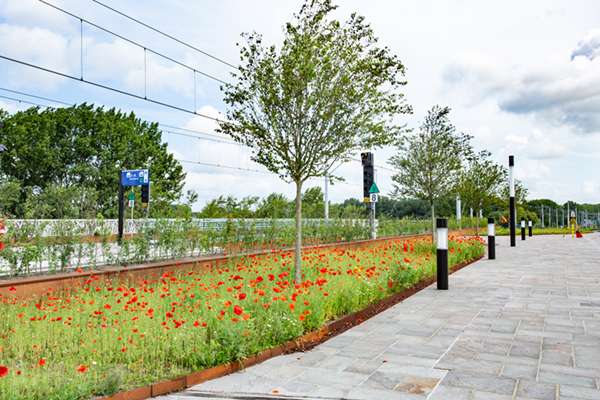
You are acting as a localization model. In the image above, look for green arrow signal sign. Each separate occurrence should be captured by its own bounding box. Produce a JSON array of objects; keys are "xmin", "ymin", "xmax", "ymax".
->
[
  {"xmin": 369, "ymin": 183, "xmax": 380, "ymax": 194},
  {"xmin": 128, "ymin": 191, "xmax": 135, "ymax": 201}
]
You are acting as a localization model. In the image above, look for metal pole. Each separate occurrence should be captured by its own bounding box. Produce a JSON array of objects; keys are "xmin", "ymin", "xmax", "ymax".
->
[
  {"xmin": 456, "ymin": 195, "xmax": 461, "ymax": 229},
  {"xmin": 324, "ymin": 175, "xmax": 329, "ymax": 219},
  {"xmin": 118, "ymin": 171, "xmax": 124, "ymax": 245},
  {"xmin": 488, "ymin": 217, "xmax": 495, "ymax": 260},
  {"xmin": 509, "ymin": 156, "xmax": 516, "ymax": 246},
  {"xmin": 131, "ymin": 190, "xmax": 134, "ymax": 221},
  {"xmin": 436, "ymin": 218, "xmax": 448, "ymax": 290},
  {"xmin": 542, "ymin": 205, "xmax": 544, "ymax": 228},
  {"xmin": 372, "ymin": 202, "xmax": 376, "ymax": 239}
]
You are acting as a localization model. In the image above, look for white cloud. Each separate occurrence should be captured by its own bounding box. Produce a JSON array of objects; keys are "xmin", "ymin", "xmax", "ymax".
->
[
  {"xmin": 571, "ymin": 29, "xmax": 600, "ymax": 60},
  {"xmin": 443, "ymin": 29, "xmax": 600, "ymax": 134},
  {"xmin": 0, "ymin": 24, "xmax": 79, "ymax": 89},
  {"xmin": 513, "ymin": 159, "xmax": 551, "ymax": 182},
  {"xmin": 582, "ymin": 180, "xmax": 600, "ymax": 197}
]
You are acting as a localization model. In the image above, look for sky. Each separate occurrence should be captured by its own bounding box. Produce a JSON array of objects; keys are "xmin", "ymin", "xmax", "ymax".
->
[{"xmin": 0, "ymin": 0, "xmax": 599, "ymax": 211}]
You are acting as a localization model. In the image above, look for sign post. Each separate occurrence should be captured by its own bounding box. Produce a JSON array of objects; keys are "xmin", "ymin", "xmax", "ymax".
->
[
  {"xmin": 118, "ymin": 169, "xmax": 149, "ymax": 245},
  {"xmin": 369, "ymin": 183, "xmax": 380, "ymax": 239},
  {"xmin": 128, "ymin": 191, "xmax": 135, "ymax": 220}
]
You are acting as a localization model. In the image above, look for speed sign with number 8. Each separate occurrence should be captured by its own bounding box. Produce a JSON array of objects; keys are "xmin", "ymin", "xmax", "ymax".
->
[{"xmin": 370, "ymin": 193, "xmax": 378, "ymax": 203}]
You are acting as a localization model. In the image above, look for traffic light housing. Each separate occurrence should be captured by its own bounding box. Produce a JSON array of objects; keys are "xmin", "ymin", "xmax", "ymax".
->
[
  {"xmin": 141, "ymin": 184, "xmax": 149, "ymax": 206},
  {"xmin": 361, "ymin": 152, "xmax": 374, "ymax": 201}
]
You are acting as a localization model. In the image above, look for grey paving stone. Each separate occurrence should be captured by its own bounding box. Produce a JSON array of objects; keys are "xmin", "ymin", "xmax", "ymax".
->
[
  {"xmin": 362, "ymin": 371, "xmax": 406, "ymax": 390},
  {"xmin": 515, "ymin": 380, "xmax": 558, "ymax": 400},
  {"xmin": 278, "ymin": 381, "xmax": 318, "ymax": 396},
  {"xmin": 434, "ymin": 355, "xmax": 503, "ymax": 375},
  {"xmin": 374, "ymin": 353, "xmax": 439, "ymax": 367},
  {"xmin": 344, "ymin": 359, "xmax": 383, "ymax": 374},
  {"xmin": 560, "ymin": 384, "xmax": 600, "ymax": 400},
  {"xmin": 539, "ymin": 372, "xmax": 598, "ymax": 388},
  {"xmin": 346, "ymin": 386, "xmax": 423, "ymax": 400},
  {"xmin": 235, "ymin": 377, "xmax": 288, "ymax": 394},
  {"xmin": 336, "ymin": 349, "xmax": 379, "ymax": 360},
  {"xmin": 263, "ymin": 363, "xmax": 309, "ymax": 381},
  {"xmin": 309, "ymin": 385, "xmax": 350, "ymax": 399},
  {"xmin": 471, "ymin": 391, "xmax": 513, "ymax": 400},
  {"xmin": 293, "ymin": 367, "xmax": 367, "ymax": 390},
  {"xmin": 501, "ymin": 363, "xmax": 538, "ymax": 380},
  {"xmin": 385, "ymin": 343, "xmax": 445, "ymax": 359},
  {"xmin": 188, "ymin": 372, "xmax": 257, "ymax": 392},
  {"xmin": 314, "ymin": 355, "xmax": 357, "ymax": 372},
  {"xmin": 428, "ymin": 385, "xmax": 472, "ymax": 400},
  {"xmin": 440, "ymin": 371, "xmax": 517, "ymax": 394},
  {"xmin": 476, "ymin": 352, "xmax": 539, "ymax": 366},
  {"xmin": 379, "ymin": 362, "xmax": 447, "ymax": 379},
  {"xmin": 510, "ymin": 346, "xmax": 542, "ymax": 358}
]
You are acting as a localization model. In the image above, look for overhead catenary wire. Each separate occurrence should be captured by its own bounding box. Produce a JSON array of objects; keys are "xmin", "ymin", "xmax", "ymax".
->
[
  {"xmin": 0, "ymin": 54, "xmax": 224, "ymax": 123},
  {"xmin": 38, "ymin": 0, "xmax": 230, "ymax": 86},
  {"xmin": 91, "ymin": 0, "xmax": 239, "ymax": 71}
]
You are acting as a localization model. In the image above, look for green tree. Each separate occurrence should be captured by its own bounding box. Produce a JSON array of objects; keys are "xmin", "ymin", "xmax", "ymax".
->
[
  {"xmin": 301, "ymin": 187, "xmax": 325, "ymax": 218},
  {"xmin": 389, "ymin": 106, "xmax": 472, "ymax": 242},
  {"xmin": 255, "ymin": 193, "xmax": 294, "ymax": 218},
  {"xmin": 218, "ymin": 0, "xmax": 411, "ymax": 282},
  {"xmin": 0, "ymin": 104, "xmax": 185, "ymax": 218},
  {"xmin": 455, "ymin": 150, "xmax": 507, "ymax": 235}
]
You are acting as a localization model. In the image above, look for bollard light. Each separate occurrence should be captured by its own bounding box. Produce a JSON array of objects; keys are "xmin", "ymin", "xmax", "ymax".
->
[
  {"xmin": 521, "ymin": 217, "xmax": 526, "ymax": 241},
  {"xmin": 488, "ymin": 217, "xmax": 495, "ymax": 260},
  {"xmin": 528, "ymin": 220, "xmax": 532, "ymax": 237},
  {"xmin": 436, "ymin": 218, "xmax": 448, "ymax": 290}
]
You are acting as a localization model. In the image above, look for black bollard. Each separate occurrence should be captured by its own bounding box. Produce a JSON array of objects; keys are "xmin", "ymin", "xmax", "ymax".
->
[
  {"xmin": 521, "ymin": 217, "xmax": 526, "ymax": 241},
  {"xmin": 528, "ymin": 220, "xmax": 532, "ymax": 237},
  {"xmin": 488, "ymin": 217, "xmax": 495, "ymax": 260},
  {"xmin": 437, "ymin": 218, "xmax": 448, "ymax": 290}
]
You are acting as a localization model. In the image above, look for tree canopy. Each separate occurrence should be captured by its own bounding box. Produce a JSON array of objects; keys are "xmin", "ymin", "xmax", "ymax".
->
[
  {"xmin": 389, "ymin": 105, "xmax": 472, "ymax": 242},
  {"xmin": 0, "ymin": 104, "xmax": 185, "ymax": 218},
  {"xmin": 455, "ymin": 150, "xmax": 507, "ymax": 235},
  {"xmin": 218, "ymin": 0, "xmax": 411, "ymax": 282}
]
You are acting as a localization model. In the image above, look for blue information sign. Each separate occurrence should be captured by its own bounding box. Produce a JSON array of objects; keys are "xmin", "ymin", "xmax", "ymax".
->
[{"xmin": 122, "ymin": 169, "xmax": 149, "ymax": 186}]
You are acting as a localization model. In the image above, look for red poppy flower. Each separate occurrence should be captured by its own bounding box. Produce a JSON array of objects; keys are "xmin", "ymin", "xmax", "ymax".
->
[
  {"xmin": 9, "ymin": 286, "xmax": 16, "ymax": 291},
  {"xmin": 238, "ymin": 293, "xmax": 247, "ymax": 300},
  {"xmin": 0, "ymin": 366, "xmax": 7, "ymax": 377},
  {"xmin": 234, "ymin": 305, "xmax": 243, "ymax": 316},
  {"xmin": 77, "ymin": 365, "xmax": 87, "ymax": 373},
  {"xmin": 38, "ymin": 358, "xmax": 45, "ymax": 367}
]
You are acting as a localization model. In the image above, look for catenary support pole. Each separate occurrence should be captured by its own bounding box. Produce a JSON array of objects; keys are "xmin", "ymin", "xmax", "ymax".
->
[
  {"xmin": 118, "ymin": 171, "xmax": 124, "ymax": 245},
  {"xmin": 509, "ymin": 156, "xmax": 516, "ymax": 247},
  {"xmin": 436, "ymin": 218, "xmax": 448, "ymax": 290},
  {"xmin": 324, "ymin": 175, "xmax": 329, "ymax": 219},
  {"xmin": 488, "ymin": 217, "xmax": 495, "ymax": 260},
  {"xmin": 456, "ymin": 195, "xmax": 461, "ymax": 229}
]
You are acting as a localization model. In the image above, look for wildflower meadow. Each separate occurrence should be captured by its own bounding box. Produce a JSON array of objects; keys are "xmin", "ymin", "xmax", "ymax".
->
[{"xmin": 0, "ymin": 235, "xmax": 484, "ymax": 399}]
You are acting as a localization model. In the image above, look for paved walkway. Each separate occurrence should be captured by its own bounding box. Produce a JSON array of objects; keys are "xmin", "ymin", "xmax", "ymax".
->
[{"xmin": 160, "ymin": 233, "xmax": 600, "ymax": 400}]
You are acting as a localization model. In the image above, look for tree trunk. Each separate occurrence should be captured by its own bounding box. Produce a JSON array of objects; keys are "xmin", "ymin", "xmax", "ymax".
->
[
  {"xmin": 475, "ymin": 210, "xmax": 480, "ymax": 236},
  {"xmin": 294, "ymin": 180, "xmax": 303, "ymax": 283},
  {"xmin": 430, "ymin": 202, "xmax": 435, "ymax": 245}
]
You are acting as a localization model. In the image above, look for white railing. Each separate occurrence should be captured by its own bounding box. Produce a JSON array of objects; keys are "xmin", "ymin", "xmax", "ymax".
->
[{"xmin": 5, "ymin": 218, "xmax": 372, "ymax": 237}]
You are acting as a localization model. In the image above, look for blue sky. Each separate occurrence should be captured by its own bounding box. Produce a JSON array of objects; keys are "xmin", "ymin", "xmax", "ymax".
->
[{"xmin": 1, "ymin": 0, "xmax": 599, "ymax": 210}]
